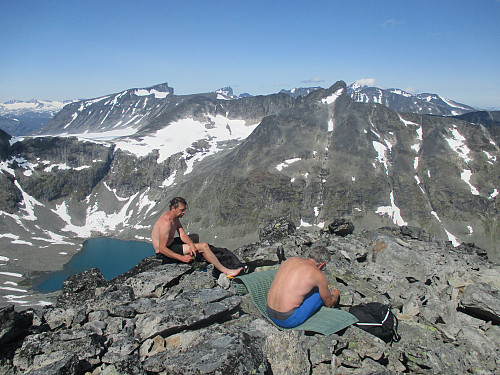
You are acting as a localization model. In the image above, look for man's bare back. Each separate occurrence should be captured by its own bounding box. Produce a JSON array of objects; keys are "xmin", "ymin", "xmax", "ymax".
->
[{"xmin": 267, "ymin": 257, "xmax": 339, "ymax": 313}]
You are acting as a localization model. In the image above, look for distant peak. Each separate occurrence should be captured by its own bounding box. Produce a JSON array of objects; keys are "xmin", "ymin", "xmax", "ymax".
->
[
  {"xmin": 133, "ymin": 82, "xmax": 174, "ymax": 99},
  {"xmin": 214, "ymin": 87, "xmax": 234, "ymax": 98},
  {"xmin": 149, "ymin": 82, "xmax": 173, "ymax": 92}
]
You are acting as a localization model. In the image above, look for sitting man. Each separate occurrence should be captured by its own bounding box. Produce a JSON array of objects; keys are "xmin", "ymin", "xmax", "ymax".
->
[
  {"xmin": 267, "ymin": 246, "xmax": 340, "ymax": 328},
  {"xmin": 151, "ymin": 197, "xmax": 242, "ymax": 277}
]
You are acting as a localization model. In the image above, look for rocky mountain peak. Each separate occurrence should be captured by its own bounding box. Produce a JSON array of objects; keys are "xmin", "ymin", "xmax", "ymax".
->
[
  {"xmin": 214, "ymin": 86, "xmax": 234, "ymax": 99},
  {"xmin": 347, "ymin": 83, "xmax": 476, "ymax": 115},
  {"xmin": 141, "ymin": 82, "xmax": 174, "ymax": 95}
]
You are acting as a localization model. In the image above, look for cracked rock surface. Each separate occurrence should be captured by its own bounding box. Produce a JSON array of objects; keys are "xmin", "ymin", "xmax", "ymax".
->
[{"xmin": 0, "ymin": 220, "xmax": 499, "ymax": 374}]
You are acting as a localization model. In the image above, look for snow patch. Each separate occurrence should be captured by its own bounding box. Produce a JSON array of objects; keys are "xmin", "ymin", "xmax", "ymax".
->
[
  {"xmin": 445, "ymin": 126, "xmax": 471, "ymax": 163},
  {"xmin": 328, "ymin": 119, "xmax": 334, "ymax": 131},
  {"xmin": 444, "ymin": 229, "xmax": 460, "ymax": 247},
  {"xmin": 0, "ymin": 286, "xmax": 27, "ymax": 293},
  {"xmin": 0, "ymin": 272, "xmax": 22, "ymax": 277},
  {"xmin": 134, "ymin": 88, "xmax": 171, "ymax": 99},
  {"xmin": 321, "ymin": 88, "xmax": 344, "ymax": 105},
  {"xmin": 298, "ymin": 219, "xmax": 313, "ymax": 228},
  {"xmin": 490, "ymin": 189, "xmax": 498, "ymax": 199},
  {"xmin": 460, "ymin": 169, "xmax": 480, "ymax": 195},
  {"xmin": 114, "ymin": 116, "xmax": 255, "ymax": 167},
  {"xmin": 162, "ymin": 171, "xmax": 177, "ymax": 187},
  {"xmin": 375, "ymin": 191, "xmax": 408, "ymax": 226},
  {"xmin": 15, "ymin": 181, "xmax": 44, "ymax": 220},
  {"xmin": 276, "ymin": 158, "xmax": 301, "ymax": 171},
  {"xmin": 483, "ymin": 150, "xmax": 497, "ymax": 164},
  {"xmin": 431, "ymin": 211, "xmax": 441, "ymax": 222},
  {"xmin": 32, "ymin": 229, "xmax": 74, "ymax": 245},
  {"xmin": 136, "ymin": 188, "xmax": 156, "ymax": 215},
  {"xmin": 372, "ymin": 141, "xmax": 389, "ymax": 174}
]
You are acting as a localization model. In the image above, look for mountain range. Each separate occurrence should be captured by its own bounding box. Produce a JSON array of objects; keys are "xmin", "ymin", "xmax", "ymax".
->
[
  {"xmin": 0, "ymin": 80, "xmax": 499, "ymax": 306},
  {"xmin": 0, "ymin": 82, "xmax": 481, "ymax": 137},
  {"xmin": 0, "ymin": 99, "xmax": 76, "ymax": 136}
]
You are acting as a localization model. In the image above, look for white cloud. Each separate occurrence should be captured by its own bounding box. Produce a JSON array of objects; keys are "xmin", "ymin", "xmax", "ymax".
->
[
  {"xmin": 355, "ymin": 78, "xmax": 376, "ymax": 86},
  {"xmin": 382, "ymin": 19, "xmax": 404, "ymax": 28},
  {"xmin": 302, "ymin": 77, "xmax": 325, "ymax": 84}
]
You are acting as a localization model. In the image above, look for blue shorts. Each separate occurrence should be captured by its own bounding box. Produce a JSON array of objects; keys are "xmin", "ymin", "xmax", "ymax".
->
[{"xmin": 267, "ymin": 291, "xmax": 324, "ymax": 328}]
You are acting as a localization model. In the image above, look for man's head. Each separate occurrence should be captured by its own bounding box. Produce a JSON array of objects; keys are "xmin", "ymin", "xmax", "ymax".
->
[
  {"xmin": 169, "ymin": 197, "xmax": 187, "ymax": 218},
  {"xmin": 170, "ymin": 197, "xmax": 187, "ymax": 210},
  {"xmin": 306, "ymin": 246, "xmax": 331, "ymax": 269}
]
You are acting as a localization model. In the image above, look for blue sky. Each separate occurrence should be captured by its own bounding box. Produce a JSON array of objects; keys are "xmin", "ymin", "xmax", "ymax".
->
[{"xmin": 1, "ymin": 0, "xmax": 499, "ymax": 108}]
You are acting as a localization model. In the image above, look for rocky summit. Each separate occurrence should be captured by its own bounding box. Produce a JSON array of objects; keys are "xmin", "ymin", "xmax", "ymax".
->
[
  {"xmin": 1, "ymin": 220, "xmax": 499, "ymax": 374},
  {"xmin": 0, "ymin": 79, "xmax": 499, "ymax": 314}
]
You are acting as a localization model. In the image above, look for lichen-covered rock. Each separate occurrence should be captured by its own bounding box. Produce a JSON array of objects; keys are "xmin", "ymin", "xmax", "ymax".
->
[
  {"xmin": 0, "ymin": 305, "xmax": 32, "ymax": 345},
  {"xmin": 23, "ymin": 351, "xmax": 79, "ymax": 375},
  {"xmin": 13, "ymin": 328, "xmax": 105, "ymax": 372},
  {"xmin": 134, "ymin": 289, "xmax": 240, "ymax": 341},
  {"xmin": 1, "ymin": 226, "xmax": 499, "ymax": 374},
  {"xmin": 264, "ymin": 330, "xmax": 310, "ymax": 374},
  {"xmin": 328, "ymin": 218, "xmax": 355, "ymax": 237},
  {"xmin": 459, "ymin": 282, "xmax": 500, "ymax": 324},
  {"xmin": 123, "ymin": 263, "xmax": 191, "ymax": 298},
  {"xmin": 56, "ymin": 268, "xmax": 108, "ymax": 308},
  {"xmin": 144, "ymin": 327, "xmax": 267, "ymax": 374},
  {"xmin": 259, "ymin": 217, "xmax": 296, "ymax": 243}
]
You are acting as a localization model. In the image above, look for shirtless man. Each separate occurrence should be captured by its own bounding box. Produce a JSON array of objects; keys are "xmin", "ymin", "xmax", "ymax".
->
[
  {"xmin": 151, "ymin": 197, "xmax": 242, "ymax": 277},
  {"xmin": 267, "ymin": 246, "xmax": 340, "ymax": 328}
]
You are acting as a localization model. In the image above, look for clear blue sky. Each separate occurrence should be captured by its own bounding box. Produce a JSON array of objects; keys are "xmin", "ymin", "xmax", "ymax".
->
[{"xmin": 1, "ymin": 0, "xmax": 499, "ymax": 108}]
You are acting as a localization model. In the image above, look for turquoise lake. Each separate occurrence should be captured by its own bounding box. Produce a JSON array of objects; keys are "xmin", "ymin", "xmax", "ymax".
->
[{"xmin": 33, "ymin": 238, "xmax": 155, "ymax": 293}]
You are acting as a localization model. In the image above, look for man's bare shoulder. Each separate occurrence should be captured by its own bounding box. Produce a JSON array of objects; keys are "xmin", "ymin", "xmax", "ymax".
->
[{"xmin": 279, "ymin": 258, "xmax": 317, "ymax": 273}]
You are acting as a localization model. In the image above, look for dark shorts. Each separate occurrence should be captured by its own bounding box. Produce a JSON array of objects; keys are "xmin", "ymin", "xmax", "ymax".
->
[
  {"xmin": 156, "ymin": 237, "xmax": 203, "ymax": 264},
  {"xmin": 168, "ymin": 237, "xmax": 185, "ymax": 255}
]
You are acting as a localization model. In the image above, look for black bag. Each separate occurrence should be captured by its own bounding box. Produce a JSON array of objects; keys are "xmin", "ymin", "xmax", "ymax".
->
[
  {"xmin": 349, "ymin": 302, "xmax": 400, "ymax": 343},
  {"xmin": 209, "ymin": 245, "xmax": 248, "ymax": 274}
]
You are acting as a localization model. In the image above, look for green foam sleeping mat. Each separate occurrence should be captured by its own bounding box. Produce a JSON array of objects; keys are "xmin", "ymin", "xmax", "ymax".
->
[{"xmin": 235, "ymin": 268, "xmax": 358, "ymax": 335}]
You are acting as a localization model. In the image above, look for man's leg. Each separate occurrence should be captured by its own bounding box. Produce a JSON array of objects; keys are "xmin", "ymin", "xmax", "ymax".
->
[{"xmin": 183, "ymin": 242, "xmax": 242, "ymax": 277}]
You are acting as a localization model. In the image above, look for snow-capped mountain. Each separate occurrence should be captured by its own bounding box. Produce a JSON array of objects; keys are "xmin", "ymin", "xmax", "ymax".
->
[
  {"xmin": 214, "ymin": 87, "xmax": 235, "ymax": 99},
  {"xmin": 0, "ymin": 99, "xmax": 77, "ymax": 136},
  {"xmin": 1, "ymin": 80, "xmax": 499, "ymax": 307},
  {"xmin": 346, "ymin": 83, "xmax": 476, "ymax": 115},
  {"xmin": 0, "ymin": 99, "xmax": 74, "ymax": 116},
  {"xmin": 278, "ymin": 84, "xmax": 477, "ymax": 116}
]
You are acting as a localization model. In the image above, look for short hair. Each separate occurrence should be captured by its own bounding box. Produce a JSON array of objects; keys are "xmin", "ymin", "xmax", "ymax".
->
[
  {"xmin": 170, "ymin": 197, "xmax": 187, "ymax": 209},
  {"xmin": 306, "ymin": 246, "xmax": 331, "ymax": 265}
]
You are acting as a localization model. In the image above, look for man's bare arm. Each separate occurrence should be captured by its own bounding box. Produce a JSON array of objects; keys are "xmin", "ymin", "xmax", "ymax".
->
[{"xmin": 313, "ymin": 270, "xmax": 337, "ymax": 308}]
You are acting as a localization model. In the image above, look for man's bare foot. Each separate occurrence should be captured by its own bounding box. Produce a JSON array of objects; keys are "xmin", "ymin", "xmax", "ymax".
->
[{"xmin": 225, "ymin": 267, "xmax": 243, "ymax": 277}]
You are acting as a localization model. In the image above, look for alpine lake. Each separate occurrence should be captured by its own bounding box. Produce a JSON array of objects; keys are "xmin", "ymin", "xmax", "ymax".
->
[{"xmin": 33, "ymin": 238, "xmax": 155, "ymax": 293}]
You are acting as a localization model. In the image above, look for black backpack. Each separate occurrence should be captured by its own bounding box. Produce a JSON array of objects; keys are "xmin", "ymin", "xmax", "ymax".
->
[{"xmin": 349, "ymin": 302, "xmax": 400, "ymax": 343}]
